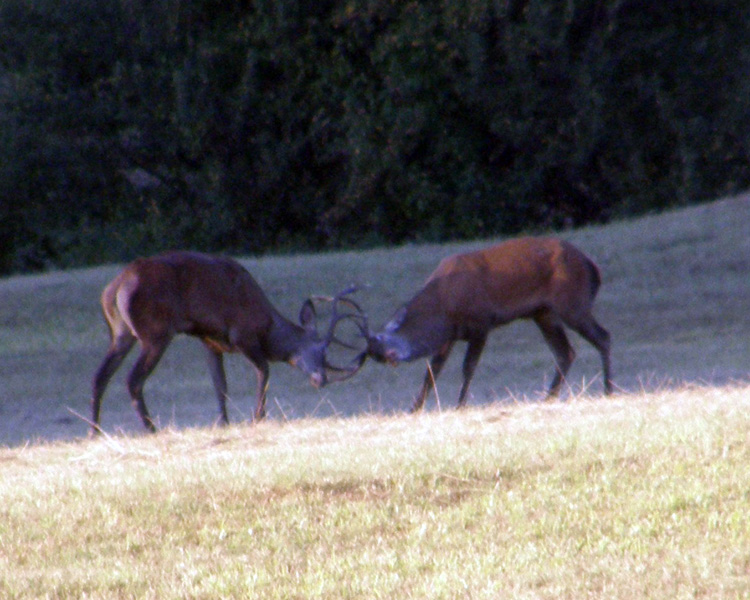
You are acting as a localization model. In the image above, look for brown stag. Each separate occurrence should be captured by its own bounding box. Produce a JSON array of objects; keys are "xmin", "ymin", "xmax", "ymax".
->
[
  {"xmin": 90, "ymin": 251, "xmax": 362, "ymax": 435},
  {"xmin": 360, "ymin": 237, "xmax": 612, "ymax": 411}
]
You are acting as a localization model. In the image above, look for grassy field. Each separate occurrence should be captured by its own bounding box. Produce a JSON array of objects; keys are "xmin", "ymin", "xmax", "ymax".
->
[
  {"xmin": 1, "ymin": 386, "xmax": 749, "ymax": 598},
  {"xmin": 0, "ymin": 194, "xmax": 749, "ymax": 598}
]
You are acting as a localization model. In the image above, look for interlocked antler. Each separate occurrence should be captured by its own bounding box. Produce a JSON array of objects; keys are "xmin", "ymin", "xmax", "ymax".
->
[{"xmin": 314, "ymin": 285, "xmax": 371, "ymax": 382}]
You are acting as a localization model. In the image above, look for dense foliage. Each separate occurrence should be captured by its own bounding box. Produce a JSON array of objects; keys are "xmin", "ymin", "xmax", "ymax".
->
[{"xmin": 1, "ymin": 0, "xmax": 749, "ymax": 273}]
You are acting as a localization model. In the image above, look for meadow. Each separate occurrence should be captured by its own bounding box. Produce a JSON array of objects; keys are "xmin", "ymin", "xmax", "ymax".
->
[
  {"xmin": 1, "ymin": 194, "xmax": 749, "ymax": 444},
  {"xmin": 0, "ymin": 194, "xmax": 749, "ymax": 597},
  {"xmin": 1, "ymin": 386, "xmax": 749, "ymax": 598}
]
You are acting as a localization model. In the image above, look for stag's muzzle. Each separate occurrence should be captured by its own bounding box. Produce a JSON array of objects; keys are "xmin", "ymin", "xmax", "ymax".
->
[
  {"xmin": 310, "ymin": 372, "xmax": 326, "ymax": 389},
  {"xmin": 365, "ymin": 337, "xmax": 387, "ymax": 363},
  {"xmin": 383, "ymin": 349, "xmax": 401, "ymax": 366},
  {"xmin": 365, "ymin": 336, "xmax": 399, "ymax": 365}
]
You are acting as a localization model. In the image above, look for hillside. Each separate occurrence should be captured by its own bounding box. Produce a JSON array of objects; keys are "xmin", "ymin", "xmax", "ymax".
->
[{"xmin": 0, "ymin": 193, "xmax": 748, "ymax": 445}]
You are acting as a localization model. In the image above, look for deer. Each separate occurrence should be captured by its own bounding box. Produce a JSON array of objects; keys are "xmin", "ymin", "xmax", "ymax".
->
[
  {"xmin": 90, "ymin": 251, "xmax": 364, "ymax": 435},
  {"xmin": 356, "ymin": 237, "xmax": 612, "ymax": 412}
]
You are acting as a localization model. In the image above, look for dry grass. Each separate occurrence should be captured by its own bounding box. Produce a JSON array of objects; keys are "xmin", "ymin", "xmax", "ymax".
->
[{"xmin": 1, "ymin": 384, "xmax": 750, "ymax": 598}]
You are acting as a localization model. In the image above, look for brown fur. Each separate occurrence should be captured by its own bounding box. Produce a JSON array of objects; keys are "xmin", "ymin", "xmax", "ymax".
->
[
  {"xmin": 90, "ymin": 251, "xmax": 327, "ymax": 434},
  {"xmin": 367, "ymin": 237, "xmax": 612, "ymax": 410}
]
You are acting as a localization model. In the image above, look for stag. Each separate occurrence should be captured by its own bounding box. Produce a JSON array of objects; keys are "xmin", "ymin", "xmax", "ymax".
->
[
  {"xmin": 358, "ymin": 237, "xmax": 612, "ymax": 411},
  {"xmin": 90, "ymin": 251, "xmax": 363, "ymax": 434}
]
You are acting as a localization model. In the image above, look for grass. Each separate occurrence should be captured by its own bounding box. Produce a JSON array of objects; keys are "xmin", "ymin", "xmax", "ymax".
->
[
  {"xmin": 0, "ymin": 193, "xmax": 750, "ymax": 597},
  {"xmin": 1, "ymin": 385, "xmax": 749, "ymax": 598}
]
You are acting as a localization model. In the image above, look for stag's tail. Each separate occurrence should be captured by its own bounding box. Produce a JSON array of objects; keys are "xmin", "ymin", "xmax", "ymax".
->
[{"xmin": 100, "ymin": 270, "xmax": 140, "ymax": 341}]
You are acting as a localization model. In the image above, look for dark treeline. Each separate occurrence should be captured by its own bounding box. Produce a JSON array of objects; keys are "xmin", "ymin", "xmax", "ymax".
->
[{"xmin": 1, "ymin": 0, "xmax": 749, "ymax": 274}]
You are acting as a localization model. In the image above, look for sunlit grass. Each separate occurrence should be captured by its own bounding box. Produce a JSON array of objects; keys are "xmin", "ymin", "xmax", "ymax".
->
[{"xmin": 1, "ymin": 384, "xmax": 749, "ymax": 598}]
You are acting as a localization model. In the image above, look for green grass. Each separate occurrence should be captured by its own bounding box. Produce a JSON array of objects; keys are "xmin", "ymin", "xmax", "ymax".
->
[
  {"xmin": 1, "ymin": 386, "xmax": 749, "ymax": 598},
  {"xmin": 0, "ymin": 194, "xmax": 749, "ymax": 597}
]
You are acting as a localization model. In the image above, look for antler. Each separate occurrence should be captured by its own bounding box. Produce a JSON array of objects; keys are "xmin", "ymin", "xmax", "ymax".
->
[
  {"xmin": 324, "ymin": 350, "xmax": 368, "ymax": 383},
  {"xmin": 312, "ymin": 285, "xmax": 365, "ymax": 347},
  {"xmin": 314, "ymin": 285, "xmax": 371, "ymax": 382}
]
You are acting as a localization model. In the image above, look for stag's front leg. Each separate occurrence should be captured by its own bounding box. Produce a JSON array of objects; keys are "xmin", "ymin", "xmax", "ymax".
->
[
  {"xmin": 253, "ymin": 360, "xmax": 270, "ymax": 421},
  {"xmin": 456, "ymin": 335, "xmax": 487, "ymax": 408},
  {"xmin": 204, "ymin": 345, "xmax": 230, "ymax": 426},
  {"xmin": 411, "ymin": 341, "xmax": 454, "ymax": 413},
  {"xmin": 238, "ymin": 342, "xmax": 270, "ymax": 422}
]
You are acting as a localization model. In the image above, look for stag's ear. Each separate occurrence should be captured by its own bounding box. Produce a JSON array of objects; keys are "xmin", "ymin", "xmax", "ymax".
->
[
  {"xmin": 299, "ymin": 299, "xmax": 317, "ymax": 332},
  {"xmin": 385, "ymin": 306, "xmax": 407, "ymax": 332}
]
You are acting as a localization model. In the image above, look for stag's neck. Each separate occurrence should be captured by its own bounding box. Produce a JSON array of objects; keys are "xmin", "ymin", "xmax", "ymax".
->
[{"xmin": 265, "ymin": 312, "xmax": 306, "ymax": 361}]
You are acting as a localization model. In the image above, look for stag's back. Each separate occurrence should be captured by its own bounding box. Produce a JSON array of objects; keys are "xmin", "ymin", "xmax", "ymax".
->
[
  {"xmin": 422, "ymin": 237, "xmax": 600, "ymax": 325},
  {"xmin": 103, "ymin": 252, "xmax": 275, "ymax": 340}
]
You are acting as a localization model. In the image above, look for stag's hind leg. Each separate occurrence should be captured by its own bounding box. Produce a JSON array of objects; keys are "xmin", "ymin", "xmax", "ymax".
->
[
  {"xmin": 91, "ymin": 331, "xmax": 136, "ymax": 435},
  {"xmin": 127, "ymin": 339, "xmax": 171, "ymax": 433},
  {"xmin": 568, "ymin": 317, "xmax": 612, "ymax": 395},
  {"xmin": 534, "ymin": 311, "xmax": 576, "ymax": 399}
]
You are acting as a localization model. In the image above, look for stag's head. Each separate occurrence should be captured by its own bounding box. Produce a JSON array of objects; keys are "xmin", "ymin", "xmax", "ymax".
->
[
  {"xmin": 359, "ymin": 316, "xmax": 398, "ymax": 365},
  {"xmin": 359, "ymin": 291, "xmax": 452, "ymax": 365},
  {"xmin": 289, "ymin": 298, "xmax": 329, "ymax": 388}
]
